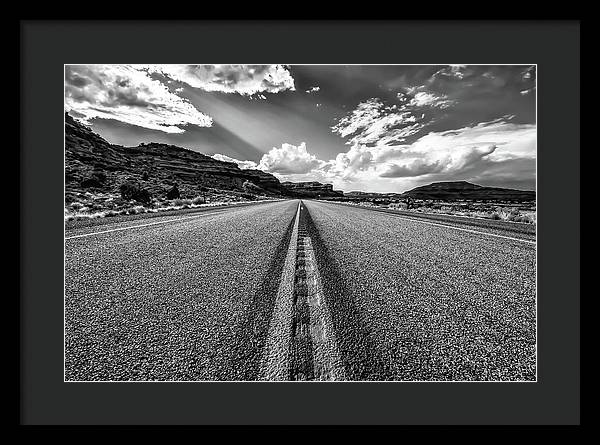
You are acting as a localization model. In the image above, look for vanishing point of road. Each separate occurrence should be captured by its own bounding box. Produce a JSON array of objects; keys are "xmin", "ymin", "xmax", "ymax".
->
[{"xmin": 64, "ymin": 199, "xmax": 536, "ymax": 381}]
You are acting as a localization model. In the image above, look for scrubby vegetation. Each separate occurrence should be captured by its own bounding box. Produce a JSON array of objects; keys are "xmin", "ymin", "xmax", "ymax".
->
[
  {"xmin": 166, "ymin": 184, "xmax": 180, "ymax": 200},
  {"xmin": 334, "ymin": 199, "xmax": 537, "ymax": 224},
  {"xmin": 64, "ymin": 184, "xmax": 275, "ymax": 221},
  {"xmin": 119, "ymin": 182, "xmax": 152, "ymax": 204},
  {"xmin": 65, "ymin": 112, "xmax": 287, "ymax": 208}
]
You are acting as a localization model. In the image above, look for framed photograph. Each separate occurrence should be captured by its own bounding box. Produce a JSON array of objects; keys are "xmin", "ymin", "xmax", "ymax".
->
[{"xmin": 21, "ymin": 20, "xmax": 580, "ymax": 425}]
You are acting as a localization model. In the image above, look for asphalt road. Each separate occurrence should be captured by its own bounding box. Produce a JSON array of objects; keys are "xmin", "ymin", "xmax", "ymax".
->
[
  {"xmin": 65, "ymin": 199, "xmax": 536, "ymax": 381},
  {"xmin": 65, "ymin": 200, "xmax": 298, "ymax": 380},
  {"xmin": 302, "ymin": 200, "xmax": 536, "ymax": 381}
]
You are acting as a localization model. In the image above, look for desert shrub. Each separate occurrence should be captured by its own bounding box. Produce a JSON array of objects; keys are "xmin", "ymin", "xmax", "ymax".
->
[
  {"xmin": 135, "ymin": 189, "xmax": 151, "ymax": 204},
  {"xmin": 173, "ymin": 198, "xmax": 192, "ymax": 206},
  {"xmin": 127, "ymin": 206, "xmax": 147, "ymax": 215},
  {"xmin": 507, "ymin": 213, "xmax": 535, "ymax": 224},
  {"xmin": 485, "ymin": 207, "xmax": 536, "ymax": 223},
  {"xmin": 69, "ymin": 202, "xmax": 85, "ymax": 211},
  {"xmin": 80, "ymin": 177, "xmax": 103, "ymax": 188},
  {"xmin": 120, "ymin": 182, "xmax": 137, "ymax": 200},
  {"xmin": 80, "ymin": 170, "xmax": 107, "ymax": 189},
  {"xmin": 522, "ymin": 212, "xmax": 536, "ymax": 224},
  {"xmin": 156, "ymin": 200, "xmax": 171, "ymax": 208},
  {"xmin": 242, "ymin": 180, "xmax": 261, "ymax": 192},
  {"xmin": 93, "ymin": 171, "xmax": 107, "ymax": 182},
  {"xmin": 89, "ymin": 203, "xmax": 104, "ymax": 211},
  {"xmin": 166, "ymin": 184, "xmax": 180, "ymax": 200},
  {"xmin": 120, "ymin": 182, "xmax": 152, "ymax": 204}
]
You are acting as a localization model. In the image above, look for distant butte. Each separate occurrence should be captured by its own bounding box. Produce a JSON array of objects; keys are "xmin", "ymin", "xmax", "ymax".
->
[{"xmin": 401, "ymin": 181, "xmax": 535, "ymax": 201}]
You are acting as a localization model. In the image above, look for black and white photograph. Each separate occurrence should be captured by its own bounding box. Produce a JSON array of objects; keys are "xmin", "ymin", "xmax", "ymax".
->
[{"xmin": 64, "ymin": 64, "xmax": 537, "ymax": 382}]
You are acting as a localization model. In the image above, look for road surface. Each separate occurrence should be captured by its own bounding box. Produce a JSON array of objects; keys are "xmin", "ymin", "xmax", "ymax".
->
[{"xmin": 65, "ymin": 199, "xmax": 536, "ymax": 381}]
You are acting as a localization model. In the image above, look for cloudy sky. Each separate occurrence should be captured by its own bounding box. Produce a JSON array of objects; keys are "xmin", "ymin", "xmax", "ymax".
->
[{"xmin": 65, "ymin": 64, "xmax": 536, "ymax": 193}]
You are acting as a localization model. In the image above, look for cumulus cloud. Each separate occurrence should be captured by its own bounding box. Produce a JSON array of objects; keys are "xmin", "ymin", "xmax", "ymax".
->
[
  {"xmin": 379, "ymin": 159, "xmax": 444, "ymax": 178},
  {"xmin": 212, "ymin": 142, "xmax": 326, "ymax": 178},
  {"xmin": 257, "ymin": 142, "xmax": 322, "ymax": 175},
  {"xmin": 211, "ymin": 143, "xmax": 324, "ymax": 177},
  {"xmin": 142, "ymin": 64, "xmax": 295, "ymax": 96},
  {"xmin": 329, "ymin": 85, "xmax": 536, "ymax": 185},
  {"xmin": 273, "ymin": 120, "xmax": 534, "ymax": 187},
  {"xmin": 211, "ymin": 153, "xmax": 258, "ymax": 170},
  {"xmin": 378, "ymin": 143, "xmax": 497, "ymax": 178},
  {"xmin": 212, "ymin": 117, "xmax": 534, "ymax": 193},
  {"xmin": 368, "ymin": 120, "xmax": 535, "ymax": 179},
  {"xmin": 65, "ymin": 65, "xmax": 212, "ymax": 133}
]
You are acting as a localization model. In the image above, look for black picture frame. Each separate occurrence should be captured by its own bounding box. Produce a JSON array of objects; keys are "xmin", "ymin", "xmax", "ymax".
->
[{"xmin": 20, "ymin": 20, "xmax": 580, "ymax": 425}]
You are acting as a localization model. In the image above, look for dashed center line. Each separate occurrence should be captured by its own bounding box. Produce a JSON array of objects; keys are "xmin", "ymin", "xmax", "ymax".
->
[
  {"xmin": 261, "ymin": 201, "xmax": 344, "ymax": 381},
  {"xmin": 290, "ymin": 227, "xmax": 344, "ymax": 381},
  {"xmin": 260, "ymin": 202, "xmax": 301, "ymax": 381}
]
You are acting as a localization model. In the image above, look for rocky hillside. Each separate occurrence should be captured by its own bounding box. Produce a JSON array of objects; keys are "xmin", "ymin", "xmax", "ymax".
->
[
  {"xmin": 401, "ymin": 181, "xmax": 535, "ymax": 201},
  {"xmin": 65, "ymin": 113, "xmax": 347, "ymax": 203},
  {"xmin": 65, "ymin": 113, "xmax": 290, "ymax": 203}
]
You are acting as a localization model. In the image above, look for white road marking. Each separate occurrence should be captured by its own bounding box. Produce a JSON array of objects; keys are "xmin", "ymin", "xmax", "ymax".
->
[
  {"xmin": 260, "ymin": 201, "xmax": 302, "ymax": 381},
  {"xmin": 302, "ymin": 237, "xmax": 345, "ymax": 381},
  {"xmin": 388, "ymin": 215, "xmax": 536, "ymax": 244},
  {"xmin": 64, "ymin": 211, "xmax": 220, "ymax": 240}
]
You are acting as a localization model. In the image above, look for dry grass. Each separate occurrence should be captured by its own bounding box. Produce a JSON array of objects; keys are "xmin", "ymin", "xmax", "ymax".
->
[
  {"xmin": 328, "ymin": 200, "xmax": 536, "ymax": 225},
  {"xmin": 488, "ymin": 208, "xmax": 536, "ymax": 224},
  {"xmin": 410, "ymin": 206, "xmax": 536, "ymax": 224},
  {"xmin": 64, "ymin": 194, "xmax": 275, "ymax": 222}
]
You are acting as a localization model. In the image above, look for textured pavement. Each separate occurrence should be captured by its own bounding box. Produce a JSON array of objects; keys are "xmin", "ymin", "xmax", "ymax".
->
[
  {"xmin": 65, "ymin": 200, "xmax": 298, "ymax": 380},
  {"xmin": 302, "ymin": 200, "xmax": 536, "ymax": 381},
  {"xmin": 65, "ymin": 199, "xmax": 536, "ymax": 381}
]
